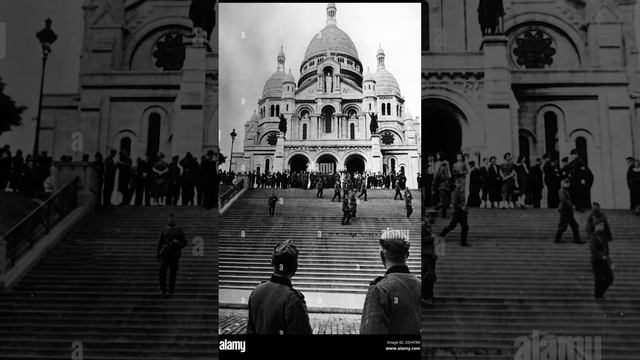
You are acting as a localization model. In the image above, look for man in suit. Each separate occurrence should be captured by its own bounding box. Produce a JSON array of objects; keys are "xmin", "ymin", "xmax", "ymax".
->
[
  {"xmin": 554, "ymin": 178, "xmax": 584, "ymax": 244},
  {"xmin": 157, "ymin": 213, "xmax": 187, "ymax": 295}
]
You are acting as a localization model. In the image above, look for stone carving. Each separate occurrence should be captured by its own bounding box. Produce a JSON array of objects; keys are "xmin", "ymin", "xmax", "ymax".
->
[{"xmin": 513, "ymin": 30, "xmax": 556, "ymax": 69}]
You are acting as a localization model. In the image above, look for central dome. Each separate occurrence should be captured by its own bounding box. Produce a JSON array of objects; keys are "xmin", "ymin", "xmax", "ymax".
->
[{"xmin": 303, "ymin": 4, "xmax": 359, "ymax": 61}]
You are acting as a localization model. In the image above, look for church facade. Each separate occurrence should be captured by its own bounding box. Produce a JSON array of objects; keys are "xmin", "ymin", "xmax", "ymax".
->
[
  {"xmin": 39, "ymin": 0, "xmax": 218, "ymax": 163},
  {"xmin": 423, "ymin": 0, "xmax": 640, "ymax": 208},
  {"xmin": 233, "ymin": 3, "xmax": 421, "ymax": 188}
]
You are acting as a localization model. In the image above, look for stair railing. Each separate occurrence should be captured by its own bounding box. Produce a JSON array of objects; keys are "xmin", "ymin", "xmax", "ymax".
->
[
  {"xmin": 219, "ymin": 178, "xmax": 245, "ymax": 209},
  {"xmin": 2, "ymin": 177, "xmax": 79, "ymax": 272}
]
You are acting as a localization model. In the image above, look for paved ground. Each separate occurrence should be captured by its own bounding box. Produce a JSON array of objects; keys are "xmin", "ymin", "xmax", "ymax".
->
[{"xmin": 219, "ymin": 309, "xmax": 362, "ymax": 335}]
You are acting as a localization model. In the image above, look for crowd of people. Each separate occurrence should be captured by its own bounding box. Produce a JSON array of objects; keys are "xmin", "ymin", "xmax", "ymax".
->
[
  {"xmin": 421, "ymin": 150, "xmax": 606, "ymax": 215},
  {"xmin": 0, "ymin": 145, "xmax": 53, "ymax": 194},
  {"xmin": 91, "ymin": 149, "xmax": 219, "ymax": 209}
]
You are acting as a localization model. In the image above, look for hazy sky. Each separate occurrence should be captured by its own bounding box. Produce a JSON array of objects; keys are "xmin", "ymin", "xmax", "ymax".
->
[
  {"xmin": 218, "ymin": 2, "xmax": 422, "ymax": 155},
  {"xmin": 0, "ymin": 0, "xmax": 84, "ymax": 153}
]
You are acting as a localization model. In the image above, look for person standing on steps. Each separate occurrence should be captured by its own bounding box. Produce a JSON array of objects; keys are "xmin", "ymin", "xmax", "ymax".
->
[
  {"xmin": 360, "ymin": 233, "xmax": 420, "ymax": 334},
  {"xmin": 157, "ymin": 213, "xmax": 187, "ymax": 296},
  {"xmin": 341, "ymin": 194, "xmax": 351, "ymax": 225},
  {"xmin": 331, "ymin": 180, "xmax": 341, "ymax": 202},
  {"xmin": 422, "ymin": 210, "xmax": 438, "ymax": 307},
  {"xmin": 316, "ymin": 177, "xmax": 323, "ymax": 198},
  {"xmin": 247, "ymin": 240, "xmax": 312, "ymax": 334},
  {"xmin": 358, "ymin": 177, "xmax": 368, "ymax": 201},
  {"xmin": 405, "ymin": 188, "xmax": 413, "ymax": 218},
  {"xmin": 437, "ymin": 181, "xmax": 470, "ymax": 246},
  {"xmin": 586, "ymin": 202, "xmax": 614, "ymax": 300},
  {"xmin": 103, "ymin": 149, "xmax": 117, "ymax": 207},
  {"xmin": 394, "ymin": 176, "xmax": 404, "ymax": 200},
  {"xmin": 268, "ymin": 192, "xmax": 278, "ymax": 217},
  {"xmin": 554, "ymin": 178, "xmax": 585, "ymax": 244},
  {"xmin": 350, "ymin": 191, "xmax": 358, "ymax": 218},
  {"xmin": 432, "ymin": 161, "xmax": 452, "ymax": 218}
]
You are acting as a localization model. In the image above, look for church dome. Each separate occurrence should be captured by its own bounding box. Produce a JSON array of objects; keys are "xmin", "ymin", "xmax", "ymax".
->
[
  {"xmin": 303, "ymin": 4, "xmax": 359, "ymax": 61},
  {"xmin": 364, "ymin": 67, "xmax": 375, "ymax": 82},
  {"xmin": 374, "ymin": 68, "xmax": 401, "ymax": 96},
  {"xmin": 262, "ymin": 71, "xmax": 286, "ymax": 98}
]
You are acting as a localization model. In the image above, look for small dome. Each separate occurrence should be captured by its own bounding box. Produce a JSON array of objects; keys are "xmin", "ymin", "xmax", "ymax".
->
[
  {"xmin": 363, "ymin": 67, "xmax": 375, "ymax": 82},
  {"xmin": 376, "ymin": 47, "xmax": 385, "ymax": 57},
  {"xmin": 250, "ymin": 110, "xmax": 259, "ymax": 122},
  {"xmin": 262, "ymin": 71, "xmax": 286, "ymax": 98},
  {"xmin": 283, "ymin": 69, "xmax": 296, "ymax": 84},
  {"xmin": 403, "ymin": 109, "xmax": 413, "ymax": 121},
  {"xmin": 374, "ymin": 68, "xmax": 401, "ymax": 96}
]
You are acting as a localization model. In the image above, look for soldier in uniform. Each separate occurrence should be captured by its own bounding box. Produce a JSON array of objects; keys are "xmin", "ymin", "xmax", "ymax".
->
[
  {"xmin": 394, "ymin": 176, "xmax": 404, "ymax": 200},
  {"xmin": 268, "ymin": 192, "xmax": 278, "ymax": 217},
  {"xmin": 316, "ymin": 177, "xmax": 323, "ymax": 198},
  {"xmin": 247, "ymin": 240, "xmax": 312, "ymax": 334},
  {"xmin": 586, "ymin": 202, "xmax": 614, "ymax": 300},
  {"xmin": 438, "ymin": 181, "xmax": 470, "ymax": 246},
  {"xmin": 331, "ymin": 180, "xmax": 342, "ymax": 202},
  {"xmin": 360, "ymin": 233, "xmax": 421, "ymax": 334},
  {"xmin": 341, "ymin": 194, "xmax": 351, "ymax": 225},
  {"xmin": 156, "ymin": 213, "xmax": 187, "ymax": 295},
  {"xmin": 404, "ymin": 188, "xmax": 413, "ymax": 218},
  {"xmin": 350, "ymin": 191, "xmax": 358, "ymax": 218},
  {"xmin": 554, "ymin": 178, "xmax": 585, "ymax": 244},
  {"xmin": 357, "ymin": 177, "xmax": 368, "ymax": 201}
]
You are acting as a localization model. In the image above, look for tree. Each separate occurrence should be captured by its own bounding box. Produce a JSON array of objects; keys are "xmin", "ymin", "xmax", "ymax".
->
[{"xmin": 0, "ymin": 77, "xmax": 27, "ymax": 136}]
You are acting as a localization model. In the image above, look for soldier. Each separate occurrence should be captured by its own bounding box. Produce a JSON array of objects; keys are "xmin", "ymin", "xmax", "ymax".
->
[
  {"xmin": 358, "ymin": 177, "xmax": 368, "ymax": 201},
  {"xmin": 360, "ymin": 233, "xmax": 421, "ymax": 334},
  {"xmin": 268, "ymin": 192, "xmax": 278, "ymax": 217},
  {"xmin": 350, "ymin": 191, "xmax": 358, "ymax": 218},
  {"xmin": 394, "ymin": 174, "xmax": 404, "ymax": 200},
  {"xmin": 586, "ymin": 202, "xmax": 614, "ymax": 300},
  {"xmin": 156, "ymin": 213, "xmax": 187, "ymax": 295},
  {"xmin": 316, "ymin": 177, "xmax": 323, "ymax": 198},
  {"xmin": 438, "ymin": 181, "xmax": 470, "ymax": 246},
  {"xmin": 554, "ymin": 178, "xmax": 585, "ymax": 244},
  {"xmin": 341, "ymin": 194, "xmax": 351, "ymax": 225},
  {"xmin": 331, "ymin": 180, "xmax": 342, "ymax": 202},
  {"xmin": 405, "ymin": 188, "xmax": 413, "ymax": 218},
  {"xmin": 247, "ymin": 240, "xmax": 312, "ymax": 334}
]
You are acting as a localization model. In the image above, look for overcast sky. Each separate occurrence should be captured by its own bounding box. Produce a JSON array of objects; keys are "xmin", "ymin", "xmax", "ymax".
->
[{"xmin": 218, "ymin": 2, "xmax": 422, "ymax": 155}]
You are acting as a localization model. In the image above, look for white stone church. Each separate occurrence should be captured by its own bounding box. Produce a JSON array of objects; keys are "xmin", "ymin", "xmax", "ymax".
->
[{"xmin": 232, "ymin": 3, "xmax": 421, "ymax": 188}]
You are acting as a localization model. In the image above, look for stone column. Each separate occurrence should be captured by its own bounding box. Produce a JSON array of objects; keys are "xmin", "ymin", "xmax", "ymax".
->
[
  {"xmin": 371, "ymin": 134, "xmax": 382, "ymax": 173},
  {"xmin": 172, "ymin": 37, "xmax": 207, "ymax": 158},
  {"xmin": 481, "ymin": 35, "xmax": 518, "ymax": 158},
  {"xmin": 274, "ymin": 133, "xmax": 285, "ymax": 171}
]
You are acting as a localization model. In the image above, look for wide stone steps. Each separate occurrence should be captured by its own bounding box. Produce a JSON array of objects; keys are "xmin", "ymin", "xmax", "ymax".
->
[
  {"xmin": 423, "ymin": 208, "xmax": 640, "ymax": 359},
  {"xmin": 0, "ymin": 206, "xmax": 218, "ymax": 359},
  {"xmin": 219, "ymin": 189, "xmax": 420, "ymax": 297}
]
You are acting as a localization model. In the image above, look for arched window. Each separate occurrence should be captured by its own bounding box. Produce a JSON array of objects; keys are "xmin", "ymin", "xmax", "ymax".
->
[
  {"xmin": 286, "ymin": 104, "xmax": 289, "ymax": 112},
  {"xmin": 322, "ymin": 107, "xmax": 333, "ymax": 133},
  {"xmin": 276, "ymin": 105, "xmax": 280, "ymax": 117},
  {"xmin": 256, "ymin": 166, "xmax": 261, "ymax": 173},
  {"xmin": 544, "ymin": 111, "xmax": 559, "ymax": 162},
  {"xmin": 369, "ymin": 103, "xmax": 372, "ymax": 111},
  {"xmin": 120, "ymin": 137, "xmax": 131, "ymax": 156},
  {"xmin": 270, "ymin": 105, "xmax": 274, "ymax": 117},
  {"xmin": 576, "ymin": 136, "xmax": 588, "ymax": 165},
  {"xmin": 302, "ymin": 124, "xmax": 308, "ymax": 140},
  {"xmin": 265, "ymin": 159, "xmax": 270, "ymax": 174},
  {"xmin": 350, "ymin": 123, "xmax": 355, "ymax": 140},
  {"xmin": 386, "ymin": 103, "xmax": 391, "ymax": 115},
  {"xmin": 147, "ymin": 113, "xmax": 161, "ymax": 158},
  {"xmin": 382, "ymin": 104, "xmax": 386, "ymax": 116},
  {"xmin": 390, "ymin": 158, "xmax": 396, "ymax": 173}
]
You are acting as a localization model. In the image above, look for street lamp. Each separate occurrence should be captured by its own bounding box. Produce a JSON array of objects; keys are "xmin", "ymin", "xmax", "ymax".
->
[
  {"xmin": 33, "ymin": 18, "xmax": 58, "ymax": 158},
  {"xmin": 229, "ymin": 128, "xmax": 237, "ymax": 172}
]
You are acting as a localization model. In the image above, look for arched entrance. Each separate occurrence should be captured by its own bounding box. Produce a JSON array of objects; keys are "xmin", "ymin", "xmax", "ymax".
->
[
  {"xmin": 289, "ymin": 154, "xmax": 309, "ymax": 172},
  {"xmin": 422, "ymin": 99, "xmax": 464, "ymax": 163},
  {"xmin": 345, "ymin": 154, "xmax": 366, "ymax": 174},
  {"xmin": 317, "ymin": 154, "xmax": 337, "ymax": 174}
]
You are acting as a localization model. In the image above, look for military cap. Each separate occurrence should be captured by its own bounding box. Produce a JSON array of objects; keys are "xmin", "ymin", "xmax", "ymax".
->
[
  {"xmin": 271, "ymin": 240, "xmax": 299, "ymax": 270},
  {"xmin": 379, "ymin": 233, "xmax": 410, "ymax": 256}
]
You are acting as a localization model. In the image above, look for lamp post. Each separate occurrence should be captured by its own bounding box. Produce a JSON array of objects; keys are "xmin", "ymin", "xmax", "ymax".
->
[
  {"xmin": 33, "ymin": 18, "xmax": 58, "ymax": 158},
  {"xmin": 229, "ymin": 128, "xmax": 237, "ymax": 172}
]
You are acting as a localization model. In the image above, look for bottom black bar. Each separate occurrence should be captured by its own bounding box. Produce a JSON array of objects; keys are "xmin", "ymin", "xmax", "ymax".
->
[{"xmin": 219, "ymin": 334, "xmax": 421, "ymax": 359}]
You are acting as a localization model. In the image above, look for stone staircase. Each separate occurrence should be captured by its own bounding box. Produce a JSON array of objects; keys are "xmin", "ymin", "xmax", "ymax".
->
[
  {"xmin": 219, "ymin": 188, "xmax": 420, "ymax": 311},
  {"xmin": 422, "ymin": 208, "xmax": 640, "ymax": 360},
  {"xmin": 0, "ymin": 206, "xmax": 218, "ymax": 359}
]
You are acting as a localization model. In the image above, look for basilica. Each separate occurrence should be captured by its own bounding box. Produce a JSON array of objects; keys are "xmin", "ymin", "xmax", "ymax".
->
[
  {"xmin": 233, "ymin": 3, "xmax": 421, "ymax": 188},
  {"xmin": 423, "ymin": 0, "xmax": 640, "ymax": 208}
]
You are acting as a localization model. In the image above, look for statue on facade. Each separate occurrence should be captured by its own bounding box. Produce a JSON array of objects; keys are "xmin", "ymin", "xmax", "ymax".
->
[
  {"xmin": 189, "ymin": 0, "xmax": 216, "ymax": 41},
  {"xmin": 369, "ymin": 113, "xmax": 379, "ymax": 134},
  {"xmin": 478, "ymin": 0, "xmax": 505, "ymax": 35},
  {"xmin": 325, "ymin": 70, "xmax": 333, "ymax": 92},
  {"xmin": 278, "ymin": 114, "xmax": 287, "ymax": 135}
]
